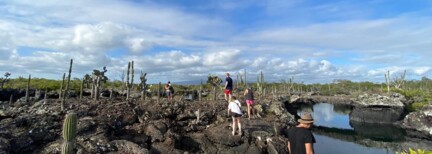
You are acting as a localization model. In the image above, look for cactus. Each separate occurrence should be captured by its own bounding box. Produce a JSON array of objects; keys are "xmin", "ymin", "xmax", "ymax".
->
[
  {"xmin": 384, "ymin": 70, "xmax": 391, "ymax": 93},
  {"xmin": 256, "ymin": 71, "xmax": 266, "ymax": 99},
  {"xmin": 91, "ymin": 67, "xmax": 108, "ymax": 101},
  {"xmin": 44, "ymin": 88, "xmax": 47, "ymax": 104},
  {"xmin": 140, "ymin": 71, "xmax": 147, "ymax": 101},
  {"xmin": 126, "ymin": 61, "xmax": 134, "ymax": 100},
  {"xmin": 9, "ymin": 94, "xmax": 13, "ymax": 106},
  {"xmin": 79, "ymin": 77, "xmax": 84, "ymax": 99},
  {"xmin": 26, "ymin": 74, "xmax": 31, "ymax": 103},
  {"xmin": 244, "ymin": 69, "xmax": 247, "ymax": 88},
  {"xmin": 288, "ymin": 76, "xmax": 294, "ymax": 96},
  {"xmin": 62, "ymin": 142, "xmax": 73, "ymax": 154},
  {"xmin": 158, "ymin": 82, "xmax": 161, "ymax": 103},
  {"xmin": 59, "ymin": 73, "xmax": 65, "ymax": 99},
  {"xmin": 0, "ymin": 72, "xmax": 11, "ymax": 89},
  {"xmin": 199, "ymin": 80, "xmax": 202, "ymax": 101},
  {"xmin": 207, "ymin": 75, "xmax": 222, "ymax": 101},
  {"xmin": 62, "ymin": 112, "xmax": 77, "ymax": 154},
  {"xmin": 62, "ymin": 59, "xmax": 73, "ymax": 111}
]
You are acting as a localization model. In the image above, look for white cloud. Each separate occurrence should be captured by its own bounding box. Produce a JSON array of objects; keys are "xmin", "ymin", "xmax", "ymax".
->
[
  {"xmin": 125, "ymin": 38, "xmax": 152, "ymax": 53},
  {"xmin": 72, "ymin": 22, "xmax": 128, "ymax": 52},
  {"xmin": 203, "ymin": 49, "xmax": 241, "ymax": 66},
  {"xmin": 413, "ymin": 67, "xmax": 431, "ymax": 76}
]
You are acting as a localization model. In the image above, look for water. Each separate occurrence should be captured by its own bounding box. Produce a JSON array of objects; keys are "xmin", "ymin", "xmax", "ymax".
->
[{"xmin": 296, "ymin": 103, "xmax": 412, "ymax": 154}]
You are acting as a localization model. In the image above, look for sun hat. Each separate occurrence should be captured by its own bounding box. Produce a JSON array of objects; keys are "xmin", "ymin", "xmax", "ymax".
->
[{"xmin": 298, "ymin": 113, "xmax": 314, "ymax": 124}]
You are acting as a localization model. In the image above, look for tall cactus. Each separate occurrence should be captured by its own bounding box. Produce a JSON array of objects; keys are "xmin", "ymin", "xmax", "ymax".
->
[
  {"xmin": 288, "ymin": 76, "xmax": 294, "ymax": 96},
  {"xmin": 62, "ymin": 112, "xmax": 77, "ymax": 154},
  {"xmin": 244, "ymin": 69, "xmax": 247, "ymax": 88},
  {"xmin": 158, "ymin": 81, "xmax": 161, "ymax": 103},
  {"xmin": 384, "ymin": 70, "xmax": 391, "ymax": 93},
  {"xmin": 126, "ymin": 61, "xmax": 134, "ymax": 100},
  {"xmin": 257, "ymin": 71, "xmax": 265, "ymax": 99},
  {"xmin": 62, "ymin": 59, "xmax": 73, "ymax": 111},
  {"xmin": 79, "ymin": 77, "xmax": 84, "ymax": 100},
  {"xmin": 140, "ymin": 71, "xmax": 147, "ymax": 101},
  {"xmin": 91, "ymin": 67, "xmax": 107, "ymax": 101},
  {"xmin": 26, "ymin": 74, "xmax": 31, "ymax": 103},
  {"xmin": 59, "ymin": 73, "xmax": 65, "ymax": 99}
]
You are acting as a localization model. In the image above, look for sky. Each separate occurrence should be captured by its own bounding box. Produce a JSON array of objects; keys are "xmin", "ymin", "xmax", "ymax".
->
[{"xmin": 1, "ymin": 0, "xmax": 432, "ymax": 84}]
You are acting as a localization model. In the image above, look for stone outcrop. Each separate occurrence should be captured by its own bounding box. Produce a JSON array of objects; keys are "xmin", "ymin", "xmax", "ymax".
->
[
  {"xmin": 350, "ymin": 93, "xmax": 406, "ymax": 124},
  {"xmin": 402, "ymin": 105, "xmax": 432, "ymax": 139}
]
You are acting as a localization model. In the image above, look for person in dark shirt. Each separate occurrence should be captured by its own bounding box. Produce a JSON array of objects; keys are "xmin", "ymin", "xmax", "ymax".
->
[
  {"xmin": 224, "ymin": 73, "xmax": 233, "ymax": 101},
  {"xmin": 243, "ymin": 86, "xmax": 255, "ymax": 120},
  {"xmin": 287, "ymin": 113, "xmax": 316, "ymax": 154}
]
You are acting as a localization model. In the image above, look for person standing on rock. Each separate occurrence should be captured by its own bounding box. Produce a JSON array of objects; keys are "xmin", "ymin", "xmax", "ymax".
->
[
  {"xmin": 243, "ymin": 86, "xmax": 255, "ymax": 120},
  {"xmin": 287, "ymin": 113, "xmax": 315, "ymax": 154},
  {"xmin": 165, "ymin": 81, "xmax": 174, "ymax": 101},
  {"xmin": 228, "ymin": 96, "xmax": 243, "ymax": 136},
  {"xmin": 224, "ymin": 72, "xmax": 233, "ymax": 101}
]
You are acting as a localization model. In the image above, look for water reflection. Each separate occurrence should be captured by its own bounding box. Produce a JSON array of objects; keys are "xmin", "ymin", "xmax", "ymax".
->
[
  {"xmin": 298, "ymin": 103, "xmax": 352, "ymax": 129},
  {"xmin": 314, "ymin": 134, "xmax": 393, "ymax": 154},
  {"xmin": 294, "ymin": 102, "xmax": 431, "ymax": 153}
]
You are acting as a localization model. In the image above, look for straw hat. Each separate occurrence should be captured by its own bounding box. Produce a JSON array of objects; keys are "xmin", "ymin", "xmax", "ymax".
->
[{"xmin": 298, "ymin": 113, "xmax": 314, "ymax": 124}]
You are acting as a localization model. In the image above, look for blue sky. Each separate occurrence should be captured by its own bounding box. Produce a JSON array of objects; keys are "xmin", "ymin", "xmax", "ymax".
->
[{"xmin": 1, "ymin": 0, "xmax": 432, "ymax": 83}]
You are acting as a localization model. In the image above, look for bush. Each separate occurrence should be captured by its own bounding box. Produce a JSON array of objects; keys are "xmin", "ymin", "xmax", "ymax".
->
[{"xmin": 396, "ymin": 148, "xmax": 432, "ymax": 154}]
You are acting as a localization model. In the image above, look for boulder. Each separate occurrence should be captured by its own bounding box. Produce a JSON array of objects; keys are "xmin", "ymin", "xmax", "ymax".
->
[
  {"xmin": 354, "ymin": 93, "xmax": 405, "ymax": 107},
  {"xmin": 350, "ymin": 93, "xmax": 406, "ymax": 124},
  {"xmin": 109, "ymin": 140, "xmax": 149, "ymax": 154},
  {"xmin": 204, "ymin": 124, "xmax": 242, "ymax": 146},
  {"xmin": 402, "ymin": 105, "xmax": 432, "ymax": 139}
]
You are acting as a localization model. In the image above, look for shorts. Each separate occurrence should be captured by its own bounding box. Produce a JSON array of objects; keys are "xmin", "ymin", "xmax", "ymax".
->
[
  {"xmin": 230, "ymin": 112, "xmax": 242, "ymax": 118},
  {"xmin": 246, "ymin": 100, "xmax": 254, "ymax": 105},
  {"xmin": 224, "ymin": 89, "xmax": 232, "ymax": 95},
  {"xmin": 166, "ymin": 91, "xmax": 172, "ymax": 96}
]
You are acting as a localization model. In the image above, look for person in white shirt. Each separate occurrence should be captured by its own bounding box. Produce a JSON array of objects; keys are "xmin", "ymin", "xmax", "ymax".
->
[{"xmin": 228, "ymin": 96, "xmax": 243, "ymax": 136}]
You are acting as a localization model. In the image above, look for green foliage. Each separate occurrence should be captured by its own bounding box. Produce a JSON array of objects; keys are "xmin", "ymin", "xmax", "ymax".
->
[
  {"xmin": 396, "ymin": 148, "xmax": 432, "ymax": 154},
  {"xmin": 393, "ymin": 89, "xmax": 432, "ymax": 112},
  {"xmin": 207, "ymin": 75, "xmax": 222, "ymax": 87}
]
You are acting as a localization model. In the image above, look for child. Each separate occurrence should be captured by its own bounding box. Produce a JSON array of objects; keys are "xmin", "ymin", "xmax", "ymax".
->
[
  {"xmin": 228, "ymin": 96, "xmax": 242, "ymax": 136},
  {"xmin": 243, "ymin": 86, "xmax": 255, "ymax": 120}
]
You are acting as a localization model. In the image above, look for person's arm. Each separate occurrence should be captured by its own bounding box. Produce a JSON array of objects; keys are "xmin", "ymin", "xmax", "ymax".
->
[
  {"xmin": 287, "ymin": 142, "xmax": 291, "ymax": 154},
  {"xmin": 243, "ymin": 89, "xmax": 248, "ymax": 96},
  {"xmin": 305, "ymin": 143, "xmax": 314, "ymax": 154}
]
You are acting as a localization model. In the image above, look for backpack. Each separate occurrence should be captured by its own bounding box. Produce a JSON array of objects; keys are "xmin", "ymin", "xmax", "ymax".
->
[{"xmin": 169, "ymin": 85, "xmax": 174, "ymax": 93}]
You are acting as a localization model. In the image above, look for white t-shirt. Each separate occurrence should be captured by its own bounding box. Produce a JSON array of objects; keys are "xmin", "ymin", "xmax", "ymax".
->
[{"xmin": 228, "ymin": 100, "xmax": 242, "ymax": 114}]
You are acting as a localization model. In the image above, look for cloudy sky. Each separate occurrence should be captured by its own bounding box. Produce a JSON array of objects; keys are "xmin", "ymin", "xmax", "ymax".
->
[{"xmin": 1, "ymin": 0, "xmax": 432, "ymax": 84}]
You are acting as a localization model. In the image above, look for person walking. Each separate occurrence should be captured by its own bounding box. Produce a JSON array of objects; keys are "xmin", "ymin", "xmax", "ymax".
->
[
  {"xmin": 287, "ymin": 113, "xmax": 316, "ymax": 154},
  {"xmin": 224, "ymin": 73, "xmax": 233, "ymax": 101},
  {"xmin": 243, "ymin": 86, "xmax": 255, "ymax": 120},
  {"xmin": 228, "ymin": 96, "xmax": 242, "ymax": 136}
]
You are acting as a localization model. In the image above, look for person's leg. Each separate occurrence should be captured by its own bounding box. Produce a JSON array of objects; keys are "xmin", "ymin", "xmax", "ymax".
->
[
  {"xmin": 237, "ymin": 117, "xmax": 242, "ymax": 136},
  {"xmin": 251, "ymin": 100, "xmax": 255, "ymax": 118},
  {"xmin": 224, "ymin": 90, "xmax": 228, "ymax": 101},
  {"xmin": 232, "ymin": 116, "xmax": 236, "ymax": 135},
  {"xmin": 247, "ymin": 102, "xmax": 251, "ymax": 120}
]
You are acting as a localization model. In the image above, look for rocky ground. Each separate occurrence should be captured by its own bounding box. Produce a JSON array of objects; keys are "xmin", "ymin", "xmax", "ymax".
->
[
  {"xmin": 0, "ymin": 94, "xmax": 296, "ymax": 154},
  {"xmin": 1, "ymin": 90, "xmax": 432, "ymax": 153}
]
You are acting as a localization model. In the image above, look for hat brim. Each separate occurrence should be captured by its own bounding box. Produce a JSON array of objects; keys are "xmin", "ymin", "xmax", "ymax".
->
[{"xmin": 298, "ymin": 119, "xmax": 314, "ymax": 124}]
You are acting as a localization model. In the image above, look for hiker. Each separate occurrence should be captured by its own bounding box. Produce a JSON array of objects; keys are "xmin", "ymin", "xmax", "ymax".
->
[
  {"xmin": 243, "ymin": 86, "xmax": 255, "ymax": 120},
  {"xmin": 228, "ymin": 96, "xmax": 242, "ymax": 136},
  {"xmin": 224, "ymin": 72, "xmax": 233, "ymax": 101},
  {"xmin": 165, "ymin": 81, "xmax": 174, "ymax": 101},
  {"xmin": 287, "ymin": 113, "xmax": 316, "ymax": 154}
]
